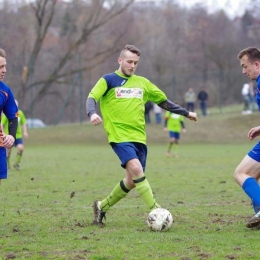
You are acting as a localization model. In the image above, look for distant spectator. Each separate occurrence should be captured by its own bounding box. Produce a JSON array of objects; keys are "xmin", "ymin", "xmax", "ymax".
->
[
  {"xmin": 241, "ymin": 83, "xmax": 251, "ymax": 114},
  {"xmin": 197, "ymin": 87, "xmax": 208, "ymax": 116},
  {"xmin": 184, "ymin": 88, "xmax": 196, "ymax": 112},
  {"xmin": 153, "ymin": 103, "xmax": 162, "ymax": 124},
  {"xmin": 145, "ymin": 101, "xmax": 153, "ymax": 124},
  {"xmin": 248, "ymin": 81, "xmax": 256, "ymax": 112}
]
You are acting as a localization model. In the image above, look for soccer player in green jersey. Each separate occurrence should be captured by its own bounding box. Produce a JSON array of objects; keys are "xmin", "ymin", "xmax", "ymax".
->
[
  {"xmin": 86, "ymin": 44, "xmax": 197, "ymax": 225},
  {"xmin": 164, "ymin": 111, "xmax": 186, "ymax": 158},
  {"xmin": 1, "ymin": 100, "xmax": 28, "ymax": 170}
]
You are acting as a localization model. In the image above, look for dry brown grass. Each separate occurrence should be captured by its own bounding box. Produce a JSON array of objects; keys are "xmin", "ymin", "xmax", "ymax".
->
[{"xmin": 26, "ymin": 107, "xmax": 260, "ymax": 146}]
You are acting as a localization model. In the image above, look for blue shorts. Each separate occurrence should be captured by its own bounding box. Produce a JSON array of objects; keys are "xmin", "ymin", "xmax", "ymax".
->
[
  {"xmin": 111, "ymin": 142, "xmax": 147, "ymax": 171},
  {"xmin": 14, "ymin": 138, "xmax": 23, "ymax": 146},
  {"xmin": 248, "ymin": 141, "xmax": 260, "ymax": 162},
  {"xmin": 0, "ymin": 147, "xmax": 7, "ymax": 179},
  {"xmin": 169, "ymin": 131, "xmax": 180, "ymax": 139}
]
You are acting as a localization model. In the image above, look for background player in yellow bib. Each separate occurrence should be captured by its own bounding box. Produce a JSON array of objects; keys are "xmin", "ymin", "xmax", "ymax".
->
[
  {"xmin": 1, "ymin": 99, "xmax": 28, "ymax": 170},
  {"xmin": 164, "ymin": 110, "xmax": 186, "ymax": 158},
  {"xmin": 86, "ymin": 44, "xmax": 197, "ymax": 225}
]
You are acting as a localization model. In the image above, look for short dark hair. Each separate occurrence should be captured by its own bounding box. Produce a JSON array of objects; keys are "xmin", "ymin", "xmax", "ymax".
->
[
  {"xmin": 120, "ymin": 44, "xmax": 141, "ymax": 57},
  {"xmin": 0, "ymin": 48, "xmax": 6, "ymax": 58},
  {"xmin": 237, "ymin": 47, "xmax": 260, "ymax": 63}
]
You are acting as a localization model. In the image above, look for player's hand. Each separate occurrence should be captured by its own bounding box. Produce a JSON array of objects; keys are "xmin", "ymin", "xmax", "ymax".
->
[
  {"xmin": 2, "ymin": 134, "xmax": 15, "ymax": 148},
  {"xmin": 24, "ymin": 132, "xmax": 29, "ymax": 138},
  {"xmin": 248, "ymin": 126, "xmax": 260, "ymax": 140},
  {"xmin": 90, "ymin": 113, "xmax": 102, "ymax": 126},
  {"xmin": 182, "ymin": 129, "xmax": 187, "ymax": 133},
  {"xmin": 187, "ymin": 112, "xmax": 197, "ymax": 122},
  {"xmin": 163, "ymin": 127, "xmax": 167, "ymax": 132}
]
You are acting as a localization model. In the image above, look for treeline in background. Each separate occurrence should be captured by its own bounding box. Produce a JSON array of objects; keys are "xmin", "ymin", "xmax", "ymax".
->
[{"xmin": 0, "ymin": 0, "xmax": 259, "ymax": 125}]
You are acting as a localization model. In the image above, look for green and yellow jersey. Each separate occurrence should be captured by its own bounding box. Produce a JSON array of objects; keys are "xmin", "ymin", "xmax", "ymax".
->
[
  {"xmin": 88, "ymin": 70, "xmax": 167, "ymax": 144},
  {"xmin": 1, "ymin": 109, "xmax": 26, "ymax": 139},
  {"xmin": 165, "ymin": 111, "xmax": 184, "ymax": 133}
]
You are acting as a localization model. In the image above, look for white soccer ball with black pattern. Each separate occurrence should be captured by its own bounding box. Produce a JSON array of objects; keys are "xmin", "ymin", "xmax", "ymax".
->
[{"xmin": 147, "ymin": 208, "xmax": 173, "ymax": 232}]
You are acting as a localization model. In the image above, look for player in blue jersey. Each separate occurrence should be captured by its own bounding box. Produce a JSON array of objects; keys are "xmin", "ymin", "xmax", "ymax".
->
[
  {"xmin": 87, "ymin": 44, "xmax": 197, "ymax": 225},
  {"xmin": 0, "ymin": 48, "xmax": 18, "ymax": 184},
  {"xmin": 235, "ymin": 47, "xmax": 260, "ymax": 228}
]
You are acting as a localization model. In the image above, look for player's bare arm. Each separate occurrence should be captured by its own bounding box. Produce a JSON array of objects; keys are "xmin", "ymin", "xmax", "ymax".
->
[
  {"xmin": 248, "ymin": 126, "xmax": 260, "ymax": 140},
  {"xmin": 22, "ymin": 124, "xmax": 29, "ymax": 138},
  {"xmin": 187, "ymin": 112, "xmax": 198, "ymax": 122}
]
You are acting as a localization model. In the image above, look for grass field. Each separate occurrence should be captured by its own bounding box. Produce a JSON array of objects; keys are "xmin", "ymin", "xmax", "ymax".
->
[{"xmin": 1, "ymin": 106, "xmax": 260, "ymax": 259}]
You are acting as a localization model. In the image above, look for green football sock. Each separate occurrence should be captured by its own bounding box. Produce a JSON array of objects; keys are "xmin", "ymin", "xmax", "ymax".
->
[
  {"xmin": 173, "ymin": 143, "xmax": 179, "ymax": 154},
  {"xmin": 134, "ymin": 175, "xmax": 160, "ymax": 210},
  {"xmin": 15, "ymin": 152, "xmax": 22, "ymax": 165},
  {"xmin": 167, "ymin": 142, "xmax": 173, "ymax": 153},
  {"xmin": 100, "ymin": 180, "xmax": 130, "ymax": 212}
]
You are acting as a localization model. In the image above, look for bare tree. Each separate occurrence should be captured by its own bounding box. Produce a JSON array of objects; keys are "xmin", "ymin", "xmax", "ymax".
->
[
  {"xmin": 18, "ymin": 0, "xmax": 134, "ymax": 110},
  {"xmin": 1, "ymin": 0, "xmax": 257, "ymax": 122}
]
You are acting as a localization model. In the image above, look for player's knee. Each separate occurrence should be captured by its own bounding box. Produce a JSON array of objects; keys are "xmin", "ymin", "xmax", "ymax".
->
[
  {"xmin": 233, "ymin": 168, "xmax": 239, "ymax": 181},
  {"xmin": 233, "ymin": 165, "xmax": 245, "ymax": 183},
  {"xmin": 131, "ymin": 166, "xmax": 142, "ymax": 178},
  {"xmin": 126, "ymin": 159, "xmax": 143, "ymax": 178}
]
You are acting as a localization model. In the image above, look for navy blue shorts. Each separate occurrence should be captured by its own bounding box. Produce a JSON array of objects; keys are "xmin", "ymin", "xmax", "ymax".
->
[
  {"xmin": 169, "ymin": 131, "xmax": 180, "ymax": 139},
  {"xmin": 248, "ymin": 141, "xmax": 260, "ymax": 162},
  {"xmin": 111, "ymin": 142, "xmax": 147, "ymax": 171},
  {"xmin": 14, "ymin": 138, "xmax": 23, "ymax": 146},
  {"xmin": 0, "ymin": 147, "xmax": 7, "ymax": 179}
]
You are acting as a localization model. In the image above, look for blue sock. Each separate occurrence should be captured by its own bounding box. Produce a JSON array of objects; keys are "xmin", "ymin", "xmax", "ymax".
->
[{"xmin": 242, "ymin": 177, "xmax": 260, "ymax": 213}]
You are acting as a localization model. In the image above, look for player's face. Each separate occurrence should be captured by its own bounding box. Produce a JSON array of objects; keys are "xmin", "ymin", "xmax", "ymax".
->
[
  {"xmin": 0, "ymin": 57, "xmax": 7, "ymax": 81},
  {"xmin": 118, "ymin": 50, "xmax": 139, "ymax": 77},
  {"xmin": 240, "ymin": 55, "xmax": 260, "ymax": 80}
]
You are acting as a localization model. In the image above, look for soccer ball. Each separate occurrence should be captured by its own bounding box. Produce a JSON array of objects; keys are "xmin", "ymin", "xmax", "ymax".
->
[{"xmin": 147, "ymin": 208, "xmax": 173, "ymax": 232}]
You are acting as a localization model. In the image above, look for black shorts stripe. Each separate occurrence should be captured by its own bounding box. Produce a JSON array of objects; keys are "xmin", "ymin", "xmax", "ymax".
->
[
  {"xmin": 133, "ymin": 176, "xmax": 146, "ymax": 184},
  {"xmin": 120, "ymin": 180, "xmax": 130, "ymax": 193}
]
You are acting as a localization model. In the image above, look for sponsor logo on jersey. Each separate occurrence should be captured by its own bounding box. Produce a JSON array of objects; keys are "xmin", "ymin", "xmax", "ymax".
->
[
  {"xmin": 115, "ymin": 88, "xmax": 143, "ymax": 98},
  {"xmin": 170, "ymin": 113, "xmax": 181, "ymax": 119}
]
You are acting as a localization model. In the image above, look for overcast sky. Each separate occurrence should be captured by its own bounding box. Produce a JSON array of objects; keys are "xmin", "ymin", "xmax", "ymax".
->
[
  {"xmin": 138, "ymin": 0, "xmax": 251, "ymax": 18},
  {"xmin": 179, "ymin": 0, "xmax": 251, "ymax": 17},
  {"xmin": 0, "ymin": 0, "xmax": 252, "ymax": 19}
]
